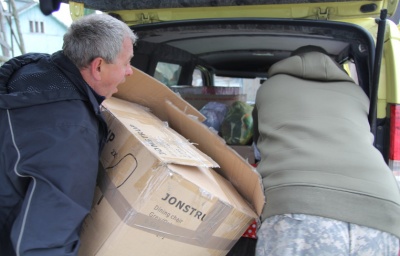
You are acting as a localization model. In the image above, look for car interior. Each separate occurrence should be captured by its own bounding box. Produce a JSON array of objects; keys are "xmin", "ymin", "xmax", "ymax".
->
[
  {"xmin": 116, "ymin": 16, "xmax": 386, "ymax": 155},
  {"xmin": 123, "ymin": 17, "xmax": 375, "ymax": 95}
]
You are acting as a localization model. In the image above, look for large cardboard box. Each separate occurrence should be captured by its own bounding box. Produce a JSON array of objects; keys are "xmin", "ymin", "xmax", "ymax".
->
[
  {"xmin": 79, "ymin": 98, "xmax": 258, "ymax": 255},
  {"xmin": 79, "ymin": 68, "xmax": 265, "ymax": 256},
  {"xmin": 112, "ymin": 68, "xmax": 264, "ymax": 213}
]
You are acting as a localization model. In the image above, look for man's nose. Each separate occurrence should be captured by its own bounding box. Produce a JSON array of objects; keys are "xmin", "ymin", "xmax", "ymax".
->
[{"xmin": 126, "ymin": 67, "xmax": 133, "ymax": 76}]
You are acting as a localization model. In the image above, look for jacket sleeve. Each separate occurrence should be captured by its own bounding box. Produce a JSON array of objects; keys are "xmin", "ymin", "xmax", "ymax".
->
[{"xmin": 8, "ymin": 100, "xmax": 101, "ymax": 255}]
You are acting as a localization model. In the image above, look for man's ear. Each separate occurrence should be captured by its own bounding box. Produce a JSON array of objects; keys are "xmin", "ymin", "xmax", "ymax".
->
[{"xmin": 90, "ymin": 57, "xmax": 103, "ymax": 81}]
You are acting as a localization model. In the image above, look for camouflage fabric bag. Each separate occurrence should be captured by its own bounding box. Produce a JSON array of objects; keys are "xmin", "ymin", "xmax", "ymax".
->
[{"xmin": 221, "ymin": 101, "xmax": 253, "ymax": 145}]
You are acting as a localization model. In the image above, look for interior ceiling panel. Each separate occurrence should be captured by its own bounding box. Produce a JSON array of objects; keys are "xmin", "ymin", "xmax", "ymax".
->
[{"xmin": 165, "ymin": 36, "xmax": 349, "ymax": 55}]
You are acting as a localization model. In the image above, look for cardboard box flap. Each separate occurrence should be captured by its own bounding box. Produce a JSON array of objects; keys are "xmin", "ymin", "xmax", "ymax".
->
[
  {"xmin": 103, "ymin": 98, "xmax": 218, "ymax": 168},
  {"xmin": 114, "ymin": 67, "xmax": 206, "ymax": 122},
  {"xmin": 164, "ymin": 100, "xmax": 265, "ymax": 216}
]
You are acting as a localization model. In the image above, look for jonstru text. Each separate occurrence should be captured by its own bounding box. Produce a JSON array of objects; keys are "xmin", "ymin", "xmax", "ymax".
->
[{"xmin": 148, "ymin": 193, "xmax": 207, "ymax": 224}]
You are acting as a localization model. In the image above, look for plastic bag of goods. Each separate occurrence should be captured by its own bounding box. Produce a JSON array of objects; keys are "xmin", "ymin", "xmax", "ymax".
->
[
  {"xmin": 221, "ymin": 101, "xmax": 254, "ymax": 145},
  {"xmin": 200, "ymin": 102, "xmax": 229, "ymax": 132}
]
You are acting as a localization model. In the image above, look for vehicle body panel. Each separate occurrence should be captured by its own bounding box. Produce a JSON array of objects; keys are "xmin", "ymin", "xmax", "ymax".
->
[{"xmin": 66, "ymin": 0, "xmax": 397, "ymax": 20}]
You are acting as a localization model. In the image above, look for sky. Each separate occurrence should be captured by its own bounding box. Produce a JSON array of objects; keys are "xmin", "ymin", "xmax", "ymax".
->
[
  {"xmin": 51, "ymin": 2, "xmax": 73, "ymax": 26},
  {"xmin": 51, "ymin": 2, "xmax": 102, "ymax": 27}
]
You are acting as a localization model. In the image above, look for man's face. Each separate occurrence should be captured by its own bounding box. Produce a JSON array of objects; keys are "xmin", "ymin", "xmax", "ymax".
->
[{"xmin": 96, "ymin": 37, "xmax": 134, "ymax": 98}]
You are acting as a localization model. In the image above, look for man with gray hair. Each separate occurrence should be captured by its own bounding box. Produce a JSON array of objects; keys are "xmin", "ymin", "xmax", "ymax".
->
[{"xmin": 0, "ymin": 14, "xmax": 137, "ymax": 255}]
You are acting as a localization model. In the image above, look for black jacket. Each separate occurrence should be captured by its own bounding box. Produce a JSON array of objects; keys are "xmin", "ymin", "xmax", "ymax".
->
[
  {"xmin": 0, "ymin": 50, "xmax": 107, "ymax": 148},
  {"xmin": 0, "ymin": 51, "xmax": 108, "ymax": 255}
]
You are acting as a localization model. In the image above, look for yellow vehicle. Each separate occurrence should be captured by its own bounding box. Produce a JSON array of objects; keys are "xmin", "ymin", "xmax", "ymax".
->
[
  {"xmin": 68, "ymin": 0, "xmax": 399, "ymax": 170},
  {"xmin": 59, "ymin": 0, "xmax": 399, "ymax": 253}
]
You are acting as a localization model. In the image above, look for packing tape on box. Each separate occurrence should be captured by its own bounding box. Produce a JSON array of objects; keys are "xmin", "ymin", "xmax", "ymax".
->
[{"xmin": 97, "ymin": 164, "xmax": 237, "ymax": 250}]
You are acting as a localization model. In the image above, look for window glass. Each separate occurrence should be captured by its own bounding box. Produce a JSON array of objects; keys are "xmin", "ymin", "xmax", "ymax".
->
[
  {"xmin": 154, "ymin": 62, "xmax": 181, "ymax": 86},
  {"xmin": 29, "ymin": 21, "xmax": 45, "ymax": 33},
  {"xmin": 214, "ymin": 75, "xmax": 263, "ymax": 104},
  {"xmin": 192, "ymin": 68, "xmax": 204, "ymax": 87},
  {"xmin": 29, "ymin": 21, "xmax": 34, "ymax": 32}
]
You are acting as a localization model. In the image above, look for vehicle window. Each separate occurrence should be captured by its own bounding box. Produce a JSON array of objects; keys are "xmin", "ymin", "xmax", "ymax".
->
[
  {"xmin": 214, "ymin": 75, "xmax": 263, "ymax": 104},
  {"xmin": 192, "ymin": 68, "xmax": 204, "ymax": 87},
  {"xmin": 154, "ymin": 62, "xmax": 181, "ymax": 86}
]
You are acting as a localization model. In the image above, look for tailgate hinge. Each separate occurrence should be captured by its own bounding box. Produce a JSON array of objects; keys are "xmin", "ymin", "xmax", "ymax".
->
[
  {"xmin": 138, "ymin": 12, "xmax": 159, "ymax": 24},
  {"xmin": 316, "ymin": 7, "xmax": 330, "ymax": 20}
]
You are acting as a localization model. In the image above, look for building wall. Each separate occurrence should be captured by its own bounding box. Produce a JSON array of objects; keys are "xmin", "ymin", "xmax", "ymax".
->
[{"xmin": 5, "ymin": 4, "xmax": 67, "ymax": 57}]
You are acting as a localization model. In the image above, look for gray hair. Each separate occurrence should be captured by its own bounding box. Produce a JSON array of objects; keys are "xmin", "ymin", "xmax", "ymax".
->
[{"xmin": 63, "ymin": 13, "xmax": 138, "ymax": 69}]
